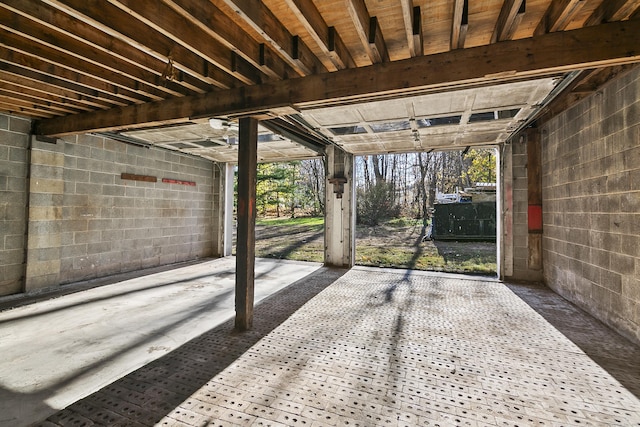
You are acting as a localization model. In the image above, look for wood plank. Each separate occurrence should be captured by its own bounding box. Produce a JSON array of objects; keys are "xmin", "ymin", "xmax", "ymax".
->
[
  {"xmin": 235, "ymin": 117, "xmax": 258, "ymax": 332},
  {"xmin": 0, "ymin": 86, "xmax": 83, "ymax": 115},
  {"xmin": 492, "ymin": 0, "xmax": 526, "ymax": 43},
  {"xmin": 44, "ymin": 0, "xmax": 239, "ymax": 90},
  {"xmin": 108, "ymin": 0, "xmax": 265, "ymax": 85},
  {"xmin": 218, "ymin": 0, "xmax": 326, "ymax": 76},
  {"xmin": 164, "ymin": 0, "xmax": 294, "ymax": 80},
  {"xmin": 344, "ymin": 0, "xmax": 389, "ymax": 64},
  {"xmin": 584, "ymin": 0, "xmax": 640, "ymax": 26},
  {"xmin": 0, "ymin": 41, "xmax": 135, "ymax": 107},
  {"xmin": 451, "ymin": 0, "xmax": 465, "ymax": 49},
  {"xmin": 535, "ymin": 0, "xmax": 586, "ymax": 35},
  {"xmin": 282, "ymin": 0, "xmax": 355, "ymax": 70},
  {"xmin": 0, "ymin": 7, "xmax": 192, "ymax": 99},
  {"xmin": 0, "ymin": 0, "xmax": 209, "ymax": 95},
  {"xmin": 0, "ymin": 99, "xmax": 54, "ymax": 118},
  {"xmin": 0, "ymin": 28, "xmax": 164, "ymax": 102},
  {"xmin": 34, "ymin": 20, "xmax": 640, "ymax": 136},
  {"xmin": 400, "ymin": 0, "xmax": 416, "ymax": 57}
]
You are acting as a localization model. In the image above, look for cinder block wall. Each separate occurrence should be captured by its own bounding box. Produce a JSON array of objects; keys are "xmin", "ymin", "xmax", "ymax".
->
[
  {"xmin": 24, "ymin": 132, "xmax": 214, "ymax": 291},
  {"xmin": 0, "ymin": 115, "xmax": 30, "ymax": 296},
  {"xmin": 541, "ymin": 66, "xmax": 640, "ymax": 343}
]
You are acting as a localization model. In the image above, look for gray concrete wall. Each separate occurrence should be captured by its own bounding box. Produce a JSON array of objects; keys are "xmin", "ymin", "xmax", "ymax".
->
[
  {"xmin": 22, "ymin": 131, "xmax": 214, "ymax": 291},
  {"xmin": 502, "ymin": 137, "xmax": 544, "ymax": 282},
  {"xmin": 541, "ymin": 66, "xmax": 640, "ymax": 344},
  {"xmin": 0, "ymin": 115, "xmax": 30, "ymax": 296}
]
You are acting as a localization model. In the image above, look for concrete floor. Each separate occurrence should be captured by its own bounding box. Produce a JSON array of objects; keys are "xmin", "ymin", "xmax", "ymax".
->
[{"xmin": 1, "ymin": 260, "xmax": 639, "ymax": 426}]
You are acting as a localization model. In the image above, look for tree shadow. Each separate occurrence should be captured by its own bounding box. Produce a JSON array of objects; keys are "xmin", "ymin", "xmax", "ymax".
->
[{"xmin": 37, "ymin": 267, "xmax": 348, "ymax": 426}]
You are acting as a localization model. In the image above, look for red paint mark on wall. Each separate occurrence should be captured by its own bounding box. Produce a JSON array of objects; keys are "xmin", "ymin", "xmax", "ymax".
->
[
  {"xmin": 528, "ymin": 205, "xmax": 543, "ymax": 232},
  {"xmin": 162, "ymin": 178, "xmax": 196, "ymax": 186}
]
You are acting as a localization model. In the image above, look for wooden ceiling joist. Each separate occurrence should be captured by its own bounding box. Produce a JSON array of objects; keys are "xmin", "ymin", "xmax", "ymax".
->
[
  {"xmin": 42, "ymin": 0, "xmax": 240, "ymax": 90},
  {"xmin": 163, "ymin": 0, "xmax": 293, "ymax": 80},
  {"xmin": 451, "ymin": 0, "xmax": 469, "ymax": 49},
  {"xmin": 33, "ymin": 20, "xmax": 640, "ymax": 137},
  {"xmin": 282, "ymin": 0, "xmax": 355, "ymax": 71},
  {"xmin": 107, "ymin": 0, "xmax": 266, "ymax": 85},
  {"xmin": 400, "ymin": 0, "xmax": 417, "ymax": 57},
  {"xmin": 0, "ymin": 62, "xmax": 117, "ymax": 110},
  {"xmin": 492, "ymin": 0, "xmax": 526, "ymax": 43},
  {"xmin": 217, "ymin": 0, "xmax": 326, "ymax": 76},
  {"xmin": 584, "ymin": 0, "xmax": 640, "ymax": 25},
  {"xmin": 344, "ymin": 0, "xmax": 389, "ymax": 64},
  {"xmin": 535, "ymin": 0, "xmax": 587, "ymax": 35}
]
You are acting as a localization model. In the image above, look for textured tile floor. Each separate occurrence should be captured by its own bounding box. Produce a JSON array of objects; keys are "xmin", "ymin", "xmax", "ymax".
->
[{"xmin": 39, "ymin": 266, "xmax": 640, "ymax": 426}]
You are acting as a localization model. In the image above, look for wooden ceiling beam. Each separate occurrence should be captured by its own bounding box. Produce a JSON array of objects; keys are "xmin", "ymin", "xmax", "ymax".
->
[
  {"xmin": 216, "ymin": 0, "xmax": 326, "ymax": 76},
  {"xmin": 42, "ymin": 0, "xmax": 240, "ymax": 90},
  {"xmin": 412, "ymin": 6, "xmax": 424, "ymax": 57},
  {"xmin": 34, "ymin": 20, "xmax": 640, "ymax": 137},
  {"xmin": 0, "ymin": 7, "xmax": 195, "ymax": 99},
  {"xmin": 107, "ymin": 0, "xmax": 266, "ymax": 85},
  {"xmin": 0, "ymin": 28, "xmax": 167, "ymax": 103},
  {"xmin": 0, "ymin": 70, "xmax": 96, "ymax": 112},
  {"xmin": 0, "ymin": 62, "xmax": 117, "ymax": 110},
  {"xmin": 400, "ymin": 0, "xmax": 417, "ymax": 57},
  {"xmin": 492, "ymin": 0, "xmax": 526, "ymax": 43},
  {"xmin": 1, "ymin": 0, "xmax": 209, "ymax": 95},
  {"xmin": 344, "ymin": 0, "xmax": 389, "ymax": 64},
  {"xmin": 163, "ymin": 0, "xmax": 294, "ymax": 80},
  {"xmin": 535, "ymin": 0, "xmax": 587, "ymax": 35},
  {"xmin": 451, "ymin": 0, "xmax": 469, "ymax": 49},
  {"xmin": 0, "ymin": 37, "xmax": 144, "ymax": 106},
  {"xmin": 584, "ymin": 0, "xmax": 640, "ymax": 26},
  {"xmin": 0, "ymin": 86, "xmax": 83, "ymax": 115},
  {"xmin": 0, "ymin": 98, "xmax": 56, "ymax": 118},
  {"xmin": 282, "ymin": 0, "xmax": 355, "ymax": 71}
]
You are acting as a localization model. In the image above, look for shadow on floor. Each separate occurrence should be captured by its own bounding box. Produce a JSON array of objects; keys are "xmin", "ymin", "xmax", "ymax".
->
[
  {"xmin": 507, "ymin": 281, "xmax": 640, "ymax": 399},
  {"xmin": 39, "ymin": 266, "xmax": 348, "ymax": 426}
]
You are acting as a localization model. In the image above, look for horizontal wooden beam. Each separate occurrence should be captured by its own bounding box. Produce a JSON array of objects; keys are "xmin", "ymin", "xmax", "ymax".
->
[{"xmin": 34, "ymin": 20, "xmax": 640, "ymax": 136}]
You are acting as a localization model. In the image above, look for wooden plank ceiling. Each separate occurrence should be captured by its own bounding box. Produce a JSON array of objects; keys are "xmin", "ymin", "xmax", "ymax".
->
[{"xmin": 1, "ymin": 0, "xmax": 639, "ymax": 160}]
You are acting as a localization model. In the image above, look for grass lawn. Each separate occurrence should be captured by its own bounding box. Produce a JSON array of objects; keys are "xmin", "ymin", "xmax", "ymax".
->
[{"xmin": 251, "ymin": 216, "xmax": 497, "ymax": 275}]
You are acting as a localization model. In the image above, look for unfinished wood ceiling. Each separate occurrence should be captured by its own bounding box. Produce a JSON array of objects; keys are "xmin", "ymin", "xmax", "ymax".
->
[{"xmin": 1, "ymin": 0, "xmax": 639, "ymax": 160}]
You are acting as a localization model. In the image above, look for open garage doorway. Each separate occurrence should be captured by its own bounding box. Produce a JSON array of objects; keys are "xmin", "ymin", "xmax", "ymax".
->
[
  {"xmin": 354, "ymin": 148, "xmax": 498, "ymax": 276},
  {"xmin": 233, "ymin": 159, "xmax": 326, "ymax": 263}
]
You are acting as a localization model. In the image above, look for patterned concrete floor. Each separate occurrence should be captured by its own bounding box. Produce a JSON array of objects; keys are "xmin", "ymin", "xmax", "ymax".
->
[{"xmin": 41, "ymin": 266, "xmax": 640, "ymax": 427}]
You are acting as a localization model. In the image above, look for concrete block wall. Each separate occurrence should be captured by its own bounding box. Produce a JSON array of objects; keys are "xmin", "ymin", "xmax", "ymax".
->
[
  {"xmin": 24, "ymin": 131, "xmax": 215, "ymax": 291},
  {"xmin": 541, "ymin": 66, "xmax": 640, "ymax": 343},
  {"xmin": 0, "ymin": 115, "xmax": 30, "ymax": 296}
]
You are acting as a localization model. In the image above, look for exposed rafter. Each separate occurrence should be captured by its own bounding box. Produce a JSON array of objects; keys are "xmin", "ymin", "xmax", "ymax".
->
[
  {"xmin": 33, "ymin": 20, "xmax": 640, "ymax": 136},
  {"xmin": 535, "ymin": 0, "xmax": 587, "ymax": 35},
  {"xmin": 584, "ymin": 0, "xmax": 640, "ymax": 26},
  {"xmin": 451, "ymin": 0, "xmax": 469, "ymax": 50},
  {"xmin": 216, "ymin": 0, "xmax": 326, "ymax": 76},
  {"xmin": 282, "ymin": 0, "xmax": 354, "ymax": 71},
  {"xmin": 492, "ymin": 0, "xmax": 526, "ymax": 43},
  {"xmin": 343, "ymin": 0, "xmax": 389, "ymax": 64}
]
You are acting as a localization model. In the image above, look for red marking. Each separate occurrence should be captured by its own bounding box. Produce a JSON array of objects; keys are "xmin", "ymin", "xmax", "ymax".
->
[
  {"xmin": 528, "ymin": 205, "xmax": 543, "ymax": 232},
  {"xmin": 162, "ymin": 178, "xmax": 196, "ymax": 186}
]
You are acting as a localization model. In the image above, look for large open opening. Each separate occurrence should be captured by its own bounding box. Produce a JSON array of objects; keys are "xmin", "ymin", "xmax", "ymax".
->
[
  {"xmin": 354, "ymin": 148, "xmax": 498, "ymax": 276},
  {"xmin": 233, "ymin": 159, "xmax": 326, "ymax": 263}
]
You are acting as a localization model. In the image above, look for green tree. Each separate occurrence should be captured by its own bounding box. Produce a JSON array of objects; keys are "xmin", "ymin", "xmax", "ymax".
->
[{"xmin": 462, "ymin": 149, "xmax": 496, "ymax": 185}]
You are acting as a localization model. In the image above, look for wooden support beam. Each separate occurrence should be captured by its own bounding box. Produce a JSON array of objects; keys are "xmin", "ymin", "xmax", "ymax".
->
[
  {"xmin": 451, "ymin": 0, "xmax": 469, "ymax": 49},
  {"xmin": 412, "ymin": 6, "xmax": 424, "ymax": 56},
  {"xmin": 584, "ymin": 0, "xmax": 640, "ymax": 26},
  {"xmin": 218, "ymin": 0, "xmax": 326, "ymax": 76},
  {"xmin": 492, "ymin": 0, "xmax": 526, "ymax": 43},
  {"xmin": 163, "ymin": 0, "xmax": 293, "ymax": 80},
  {"xmin": 43, "ymin": 0, "xmax": 239, "ymax": 89},
  {"xmin": 33, "ymin": 20, "xmax": 640, "ymax": 136},
  {"xmin": 235, "ymin": 117, "xmax": 258, "ymax": 332},
  {"xmin": 535, "ymin": 0, "xmax": 586, "ymax": 35},
  {"xmin": 283, "ymin": 0, "xmax": 355, "ymax": 71},
  {"xmin": 400, "ymin": 0, "xmax": 416, "ymax": 57},
  {"xmin": 344, "ymin": 0, "xmax": 389, "ymax": 64}
]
